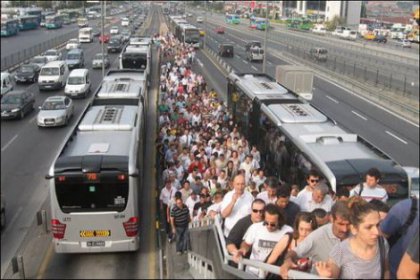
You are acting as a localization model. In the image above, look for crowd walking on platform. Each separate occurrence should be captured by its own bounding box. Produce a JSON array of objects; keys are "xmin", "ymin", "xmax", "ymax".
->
[{"xmin": 156, "ymin": 31, "xmax": 419, "ymax": 279}]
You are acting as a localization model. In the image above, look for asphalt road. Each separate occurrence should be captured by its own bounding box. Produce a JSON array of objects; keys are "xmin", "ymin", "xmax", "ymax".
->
[
  {"xmin": 0, "ymin": 24, "xmax": 80, "ymax": 59},
  {"xmin": 193, "ymin": 16, "xmax": 419, "ymax": 168},
  {"xmin": 202, "ymin": 14, "xmax": 419, "ymax": 99},
  {"xmin": 1, "ymin": 5, "xmax": 161, "ymax": 278}
]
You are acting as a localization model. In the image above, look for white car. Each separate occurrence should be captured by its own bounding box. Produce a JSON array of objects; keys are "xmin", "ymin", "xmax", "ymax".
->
[
  {"xmin": 197, "ymin": 17, "xmax": 204, "ymax": 23},
  {"xmin": 43, "ymin": 49, "xmax": 62, "ymax": 62},
  {"xmin": 110, "ymin": 26, "xmax": 119, "ymax": 34},
  {"xmin": 37, "ymin": 96, "xmax": 74, "ymax": 127},
  {"xmin": 66, "ymin": 39, "xmax": 81, "ymax": 50},
  {"xmin": 398, "ymin": 39, "xmax": 412, "ymax": 48}
]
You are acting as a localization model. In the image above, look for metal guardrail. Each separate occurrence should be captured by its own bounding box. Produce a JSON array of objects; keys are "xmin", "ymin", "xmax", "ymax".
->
[
  {"xmin": 189, "ymin": 215, "xmax": 324, "ymax": 279},
  {"xmin": 1, "ymin": 29, "xmax": 79, "ymax": 72}
]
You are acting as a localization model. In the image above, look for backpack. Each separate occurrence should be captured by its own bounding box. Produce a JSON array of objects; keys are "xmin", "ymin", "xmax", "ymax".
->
[
  {"xmin": 264, "ymin": 232, "xmax": 293, "ymax": 279},
  {"xmin": 387, "ymin": 197, "xmax": 418, "ymax": 248}
]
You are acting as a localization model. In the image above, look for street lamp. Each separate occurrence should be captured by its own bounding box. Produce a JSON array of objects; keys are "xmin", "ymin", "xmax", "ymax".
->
[{"xmin": 262, "ymin": 1, "xmax": 268, "ymax": 74}]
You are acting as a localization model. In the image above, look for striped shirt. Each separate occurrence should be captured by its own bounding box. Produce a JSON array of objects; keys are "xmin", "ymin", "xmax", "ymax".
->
[{"xmin": 170, "ymin": 205, "xmax": 190, "ymax": 228}]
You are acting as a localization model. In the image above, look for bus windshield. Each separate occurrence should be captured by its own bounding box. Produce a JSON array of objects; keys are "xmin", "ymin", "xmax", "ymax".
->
[
  {"xmin": 122, "ymin": 53, "xmax": 147, "ymax": 69},
  {"xmin": 55, "ymin": 178, "xmax": 128, "ymax": 213}
]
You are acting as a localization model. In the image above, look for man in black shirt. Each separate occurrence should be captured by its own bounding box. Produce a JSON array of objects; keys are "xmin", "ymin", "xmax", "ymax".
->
[
  {"xmin": 170, "ymin": 197, "xmax": 191, "ymax": 255},
  {"xmin": 275, "ymin": 184, "xmax": 300, "ymax": 226},
  {"xmin": 226, "ymin": 199, "xmax": 266, "ymax": 257}
]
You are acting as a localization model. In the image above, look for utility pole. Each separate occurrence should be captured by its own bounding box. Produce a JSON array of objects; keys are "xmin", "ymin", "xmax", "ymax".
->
[
  {"xmin": 101, "ymin": 0, "xmax": 105, "ymax": 78},
  {"xmin": 262, "ymin": 1, "xmax": 268, "ymax": 74},
  {"xmin": 204, "ymin": 0, "xmax": 207, "ymax": 49}
]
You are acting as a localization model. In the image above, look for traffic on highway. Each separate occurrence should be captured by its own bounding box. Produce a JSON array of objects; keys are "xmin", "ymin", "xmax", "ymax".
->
[{"xmin": 1, "ymin": 1, "xmax": 419, "ymax": 279}]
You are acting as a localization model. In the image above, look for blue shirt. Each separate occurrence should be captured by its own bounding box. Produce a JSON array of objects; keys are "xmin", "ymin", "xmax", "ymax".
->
[{"xmin": 380, "ymin": 198, "xmax": 419, "ymax": 279}]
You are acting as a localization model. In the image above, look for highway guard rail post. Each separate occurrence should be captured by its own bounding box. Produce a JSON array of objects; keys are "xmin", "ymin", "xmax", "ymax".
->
[{"xmin": 188, "ymin": 215, "xmax": 326, "ymax": 279}]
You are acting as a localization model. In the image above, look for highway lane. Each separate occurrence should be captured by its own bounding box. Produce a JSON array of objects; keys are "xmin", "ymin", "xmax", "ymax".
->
[
  {"xmin": 33, "ymin": 6, "xmax": 160, "ymax": 279},
  {"xmin": 199, "ymin": 20, "xmax": 419, "ymax": 167},
  {"xmin": 0, "ymin": 19, "xmax": 127, "ymax": 276},
  {"xmin": 1, "ymin": 24, "xmax": 80, "ymax": 59},
  {"xmin": 202, "ymin": 18, "xmax": 419, "ymax": 100}
]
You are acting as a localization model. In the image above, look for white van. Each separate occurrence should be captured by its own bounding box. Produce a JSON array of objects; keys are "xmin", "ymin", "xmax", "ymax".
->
[
  {"xmin": 246, "ymin": 46, "xmax": 264, "ymax": 62},
  {"xmin": 64, "ymin": 68, "xmax": 91, "ymax": 98},
  {"xmin": 1, "ymin": 72, "xmax": 14, "ymax": 97},
  {"xmin": 38, "ymin": 61, "xmax": 69, "ymax": 91},
  {"xmin": 121, "ymin": 17, "xmax": 130, "ymax": 26}
]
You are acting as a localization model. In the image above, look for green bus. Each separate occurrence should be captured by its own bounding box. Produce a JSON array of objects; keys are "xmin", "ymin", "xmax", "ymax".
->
[
  {"xmin": 226, "ymin": 14, "xmax": 240, "ymax": 24},
  {"xmin": 19, "ymin": 15, "xmax": 40, "ymax": 31},
  {"xmin": 1, "ymin": 18, "xmax": 20, "ymax": 37},
  {"xmin": 45, "ymin": 15, "xmax": 63, "ymax": 29},
  {"xmin": 287, "ymin": 18, "xmax": 313, "ymax": 31}
]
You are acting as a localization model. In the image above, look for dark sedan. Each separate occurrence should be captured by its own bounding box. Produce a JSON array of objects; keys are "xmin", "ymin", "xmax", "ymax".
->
[
  {"xmin": 14, "ymin": 63, "xmax": 41, "ymax": 83},
  {"xmin": 107, "ymin": 37, "xmax": 124, "ymax": 53},
  {"xmin": 1, "ymin": 90, "xmax": 35, "ymax": 120}
]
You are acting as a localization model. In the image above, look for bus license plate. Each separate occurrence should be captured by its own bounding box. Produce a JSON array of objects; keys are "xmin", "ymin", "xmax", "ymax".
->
[{"xmin": 87, "ymin": 241, "xmax": 105, "ymax": 247}]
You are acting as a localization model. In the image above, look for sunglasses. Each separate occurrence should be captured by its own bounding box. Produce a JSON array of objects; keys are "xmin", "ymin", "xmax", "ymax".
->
[
  {"xmin": 252, "ymin": 209, "xmax": 264, "ymax": 214},
  {"xmin": 263, "ymin": 221, "xmax": 277, "ymax": 228},
  {"xmin": 310, "ymin": 179, "xmax": 319, "ymax": 183}
]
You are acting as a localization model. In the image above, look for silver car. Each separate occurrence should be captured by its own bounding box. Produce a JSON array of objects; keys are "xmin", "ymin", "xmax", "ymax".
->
[
  {"xmin": 92, "ymin": 53, "xmax": 110, "ymax": 69},
  {"xmin": 37, "ymin": 96, "xmax": 74, "ymax": 127},
  {"xmin": 30, "ymin": 56, "xmax": 48, "ymax": 68},
  {"xmin": 43, "ymin": 49, "xmax": 62, "ymax": 62}
]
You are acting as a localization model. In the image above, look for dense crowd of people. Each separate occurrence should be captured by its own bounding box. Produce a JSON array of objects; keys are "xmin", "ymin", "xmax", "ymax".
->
[{"xmin": 156, "ymin": 31, "xmax": 419, "ymax": 279}]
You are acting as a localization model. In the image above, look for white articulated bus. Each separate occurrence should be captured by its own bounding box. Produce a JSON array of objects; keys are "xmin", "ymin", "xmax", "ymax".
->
[
  {"xmin": 47, "ymin": 69, "xmax": 146, "ymax": 253},
  {"xmin": 227, "ymin": 72, "xmax": 410, "ymax": 205}
]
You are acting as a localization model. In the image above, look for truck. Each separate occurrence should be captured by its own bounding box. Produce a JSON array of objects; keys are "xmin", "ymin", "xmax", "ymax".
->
[
  {"xmin": 275, "ymin": 65, "xmax": 314, "ymax": 101},
  {"xmin": 78, "ymin": 27, "xmax": 93, "ymax": 43}
]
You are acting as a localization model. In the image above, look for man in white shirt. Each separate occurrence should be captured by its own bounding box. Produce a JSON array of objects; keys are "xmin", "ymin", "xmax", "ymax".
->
[
  {"xmin": 256, "ymin": 177, "xmax": 279, "ymax": 205},
  {"xmin": 349, "ymin": 167, "xmax": 388, "ymax": 202},
  {"xmin": 300, "ymin": 183, "xmax": 333, "ymax": 212},
  {"xmin": 239, "ymin": 155, "xmax": 259, "ymax": 185},
  {"xmin": 295, "ymin": 170, "xmax": 321, "ymax": 208},
  {"xmin": 179, "ymin": 129, "xmax": 193, "ymax": 148},
  {"xmin": 185, "ymin": 191, "xmax": 199, "ymax": 219},
  {"xmin": 221, "ymin": 174, "xmax": 254, "ymax": 237},
  {"xmin": 233, "ymin": 204, "xmax": 293, "ymax": 276},
  {"xmin": 160, "ymin": 180, "xmax": 177, "ymax": 240}
]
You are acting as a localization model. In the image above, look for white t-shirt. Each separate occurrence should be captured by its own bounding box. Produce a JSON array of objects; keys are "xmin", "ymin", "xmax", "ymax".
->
[
  {"xmin": 244, "ymin": 222, "xmax": 293, "ymax": 275},
  {"xmin": 207, "ymin": 201, "xmax": 222, "ymax": 216},
  {"xmin": 256, "ymin": 191, "xmax": 278, "ymax": 205},
  {"xmin": 295, "ymin": 187, "xmax": 313, "ymax": 209},
  {"xmin": 349, "ymin": 183, "xmax": 388, "ymax": 202},
  {"xmin": 185, "ymin": 196, "xmax": 199, "ymax": 218},
  {"xmin": 300, "ymin": 194, "xmax": 334, "ymax": 212},
  {"xmin": 220, "ymin": 190, "xmax": 254, "ymax": 237}
]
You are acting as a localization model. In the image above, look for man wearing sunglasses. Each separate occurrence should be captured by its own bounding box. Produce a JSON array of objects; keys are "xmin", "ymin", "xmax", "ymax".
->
[
  {"xmin": 234, "ymin": 204, "xmax": 293, "ymax": 276},
  {"xmin": 294, "ymin": 170, "xmax": 321, "ymax": 208},
  {"xmin": 226, "ymin": 199, "xmax": 266, "ymax": 258}
]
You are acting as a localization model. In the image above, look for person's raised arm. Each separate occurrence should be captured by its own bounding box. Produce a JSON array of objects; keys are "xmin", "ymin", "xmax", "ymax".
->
[{"xmin": 266, "ymin": 234, "xmax": 290, "ymax": 265}]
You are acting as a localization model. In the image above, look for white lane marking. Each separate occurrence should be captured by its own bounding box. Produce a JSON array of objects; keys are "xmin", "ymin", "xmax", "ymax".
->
[
  {"xmin": 235, "ymin": 55, "xmax": 241, "ymax": 59},
  {"xmin": 196, "ymin": 58, "xmax": 204, "ymax": 67},
  {"xmin": 1, "ymin": 134, "xmax": 18, "ymax": 152},
  {"xmin": 267, "ymin": 61, "xmax": 272, "ymax": 65},
  {"xmin": 4, "ymin": 206, "xmax": 23, "ymax": 234},
  {"xmin": 318, "ymin": 77, "xmax": 419, "ymax": 128},
  {"xmin": 385, "ymin": 130, "xmax": 408, "ymax": 144},
  {"xmin": 242, "ymin": 59, "xmax": 248, "ymax": 64},
  {"xmin": 351, "ymin": 110, "xmax": 368, "ymax": 121},
  {"xmin": 251, "ymin": 65, "xmax": 258, "ymax": 71},
  {"xmin": 325, "ymin": 95, "xmax": 339, "ymax": 104}
]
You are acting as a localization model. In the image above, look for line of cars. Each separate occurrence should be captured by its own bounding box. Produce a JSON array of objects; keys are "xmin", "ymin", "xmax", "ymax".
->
[{"xmin": 2, "ymin": 12, "xmax": 144, "ymax": 125}]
